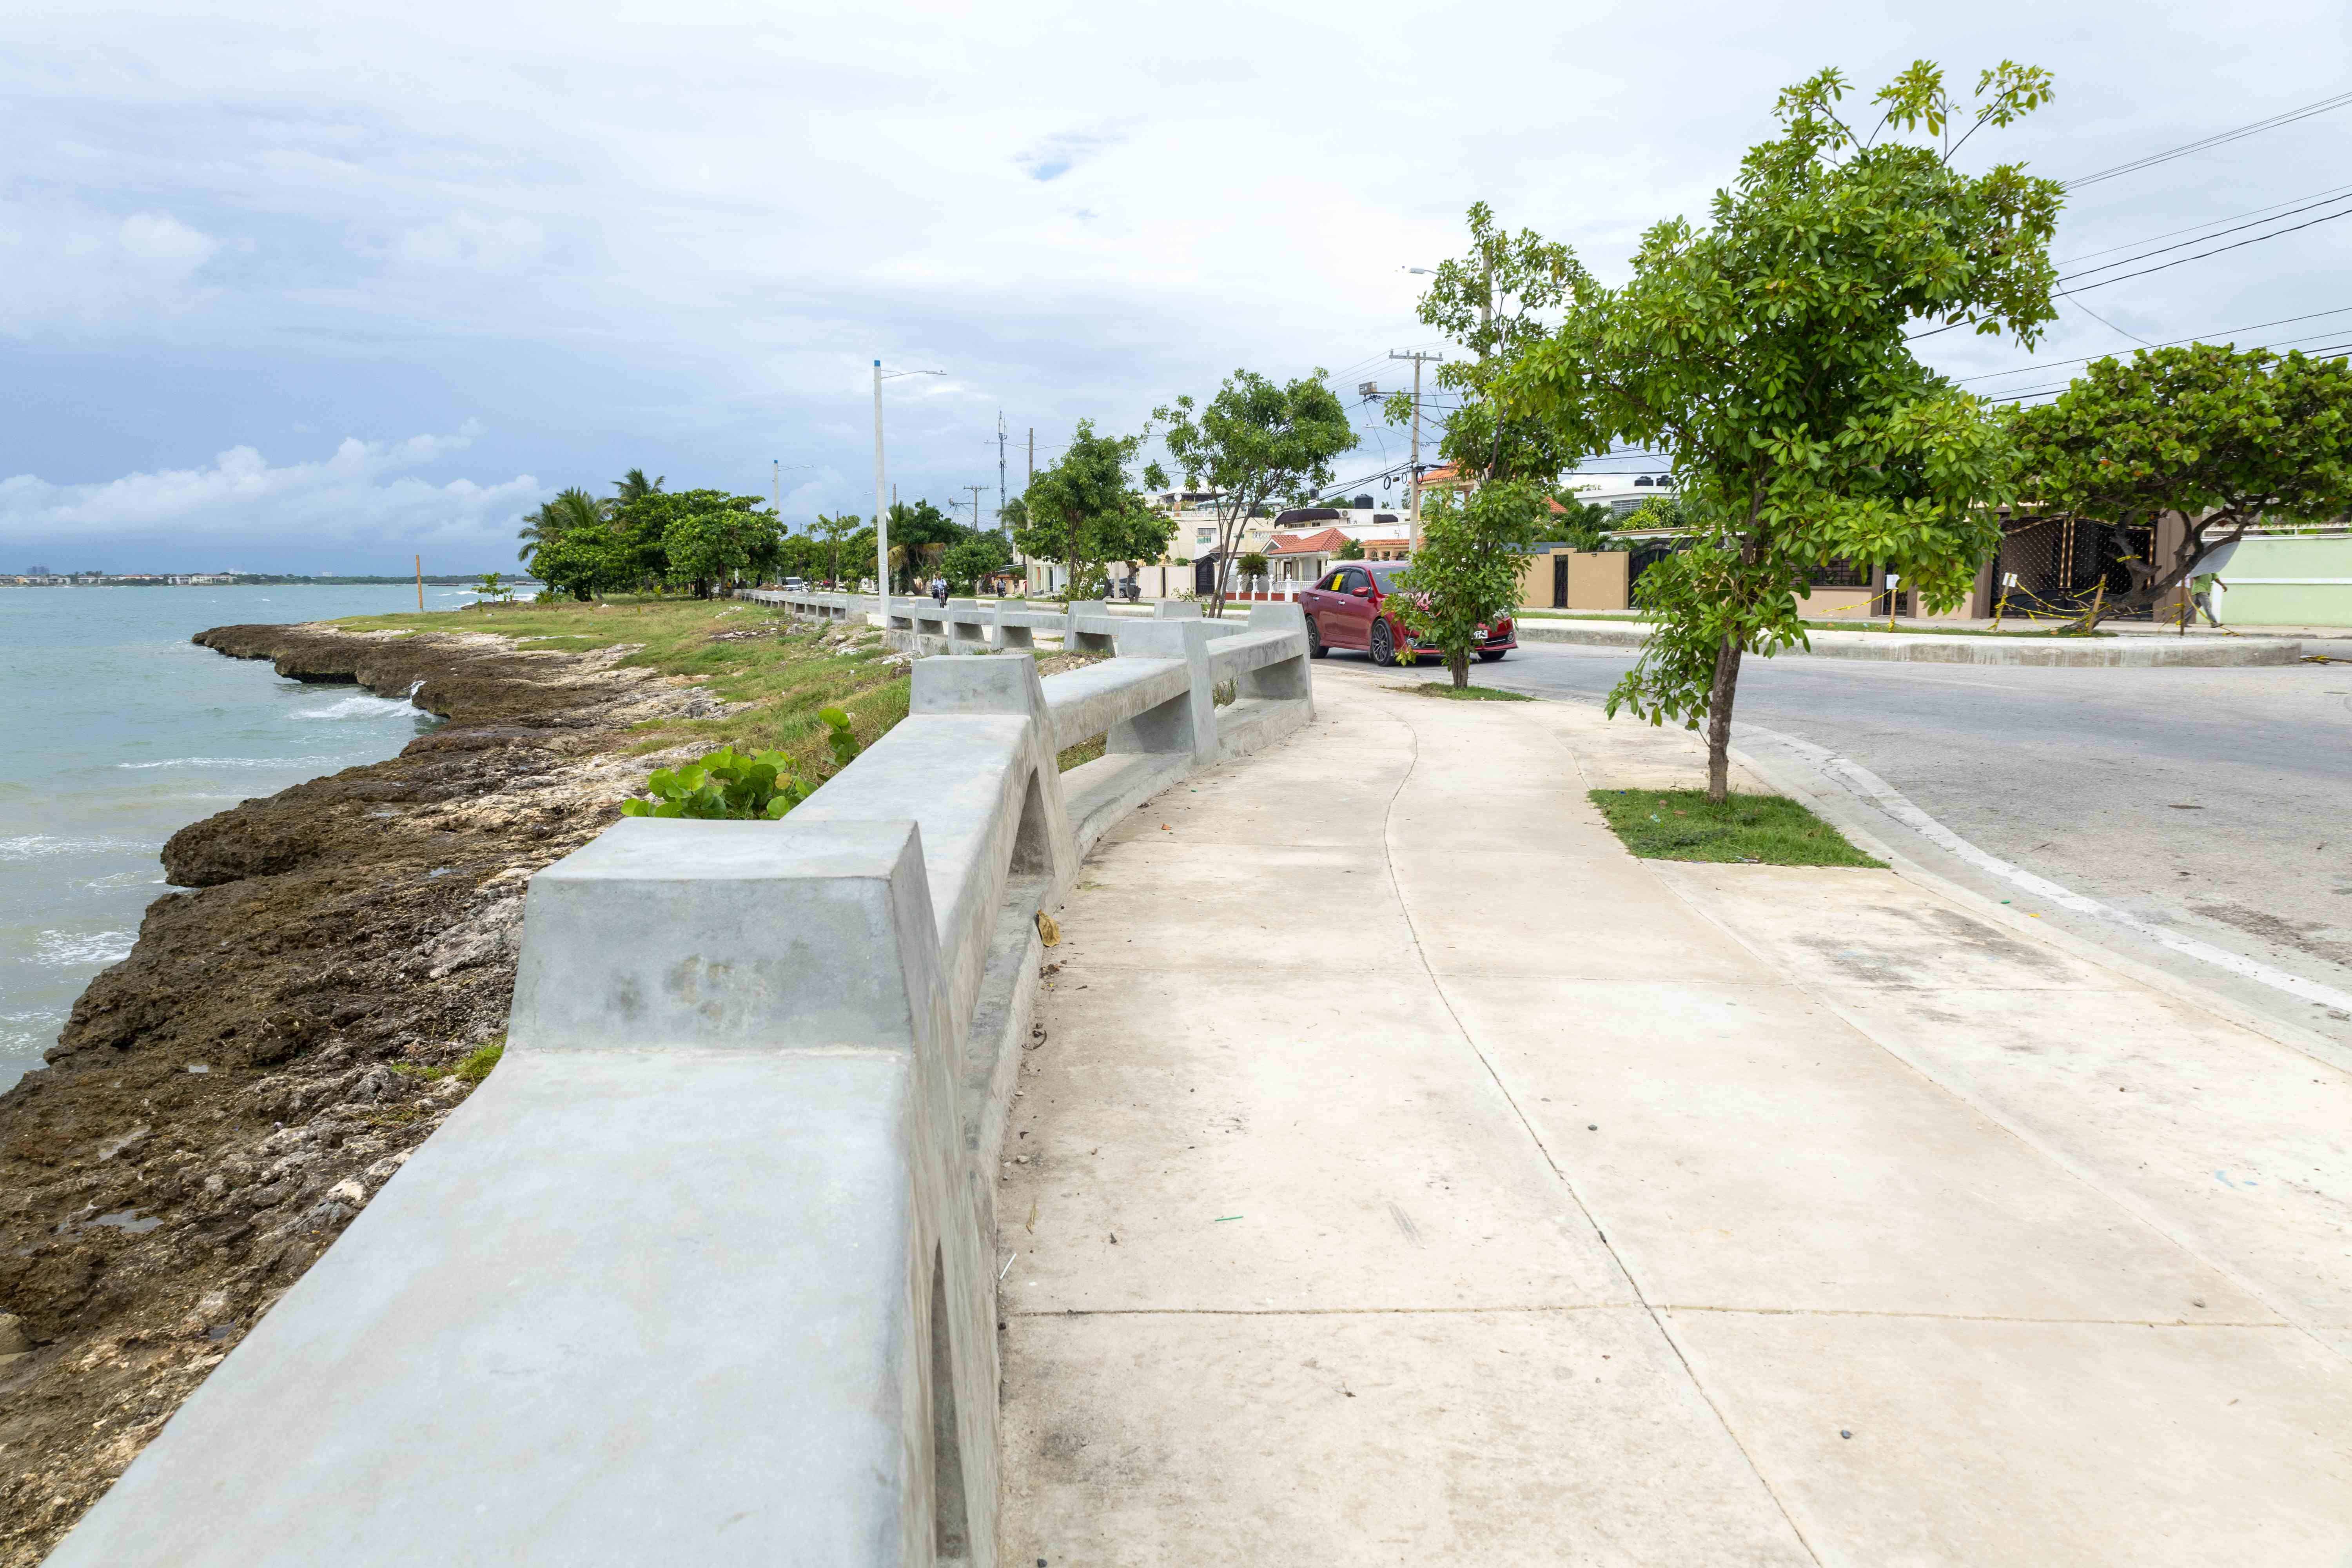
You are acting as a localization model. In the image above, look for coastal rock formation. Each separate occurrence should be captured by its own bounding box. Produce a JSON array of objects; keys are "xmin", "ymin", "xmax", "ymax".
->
[{"xmin": 0, "ymin": 621, "xmax": 720, "ymax": 1564}]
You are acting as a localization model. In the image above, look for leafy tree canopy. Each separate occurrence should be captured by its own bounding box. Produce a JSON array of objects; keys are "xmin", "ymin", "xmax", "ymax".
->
[
  {"xmin": 530, "ymin": 523, "xmax": 631, "ymax": 602},
  {"xmin": 1387, "ymin": 481, "xmax": 1546, "ymax": 687},
  {"xmin": 2006, "ymin": 344, "xmax": 2352, "ymax": 620},
  {"xmin": 942, "ymin": 533, "xmax": 1013, "ymax": 593},
  {"xmin": 1009, "ymin": 420, "xmax": 1170, "ymax": 600},
  {"xmin": 1389, "ymin": 202, "xmax": 1590, "ymax": 485},
  {"xmin": 1502, "ymin": 58, "xmax": 2062, "ymax": 797},
  {"xmin": 663, "ymin": 503, "xmax": 783, "ymax": 597},
  {"xmin": 1156, "ymin": 370, "xmax": 1353, "ymax": 613}
]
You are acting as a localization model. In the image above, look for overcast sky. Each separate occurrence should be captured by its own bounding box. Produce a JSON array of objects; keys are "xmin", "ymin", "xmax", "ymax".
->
[{"xmin": 4, "ymin": 0, "xmax": 2348, "ymax": 572}]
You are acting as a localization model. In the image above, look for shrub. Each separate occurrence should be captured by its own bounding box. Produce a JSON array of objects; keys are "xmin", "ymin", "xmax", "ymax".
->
[{"xmin": 620, "ymin": 710, "xmax": 859, "ymax": 819}]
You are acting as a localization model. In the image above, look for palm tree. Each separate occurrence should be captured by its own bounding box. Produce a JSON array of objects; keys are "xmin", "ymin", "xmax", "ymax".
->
[
  {"xmin": 516, "ymin": 487, "xmax": 603, "ymax": 563},
  {"xmin": 613, "ymin": 468, "xmax": 665, "ymax": 507}
]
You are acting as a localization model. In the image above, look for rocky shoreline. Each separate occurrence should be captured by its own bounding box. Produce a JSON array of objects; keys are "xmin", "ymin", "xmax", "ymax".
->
[{"xmin": 0, "ymin": 621, "xmax": 718, "ymax": 1564}]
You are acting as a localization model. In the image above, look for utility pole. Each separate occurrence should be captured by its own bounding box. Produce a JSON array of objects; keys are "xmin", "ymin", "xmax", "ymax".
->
[
  {"xmin": 965, "ymin": 484, "xmax": 987, "ymax": 535},
  {"xmin": 996, "ymin": 411, "xmax": 1009, "ymax": 535},
  {"xmin": 772, "ymin": 459, "xmax": 780, "ymax": 516},
  {"xmin": 1389, "ymin": 350, "xmax": 1443, "ymax": 555},
  {"xmin": 873, "ymin": 361, "xmax": 889, "ymax": 626},
  {"xmin": 1027, "ymin": 428, "xmax": 1034, "ymax": 486}
]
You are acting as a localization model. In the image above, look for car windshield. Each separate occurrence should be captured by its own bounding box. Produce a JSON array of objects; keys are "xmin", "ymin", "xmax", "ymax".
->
[{"xmin": 1364, "ymin": 564, "xmax": 1413, "ymax": 588}]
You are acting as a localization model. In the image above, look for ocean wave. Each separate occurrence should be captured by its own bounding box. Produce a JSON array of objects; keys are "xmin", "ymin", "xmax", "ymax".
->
[
  {"xmin": 117, "ymin": 755, "xmax": 350, "ymax": 770},
  {"xmin": 293, "ymin": 693, "xmax": 420, "ymax": 721},
  {"xmin": 0, "ymin": 834, "xmax": 157, "ymax": 862},
  {"xmin": 34, "ymin": 929, "xmax": 137, "ymax": 967}
]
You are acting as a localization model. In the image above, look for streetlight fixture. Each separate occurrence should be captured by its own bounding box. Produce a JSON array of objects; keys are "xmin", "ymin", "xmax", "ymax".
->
[{"xmin": 873, "ymin": 360, "xmax": 946, "ymax": 628}]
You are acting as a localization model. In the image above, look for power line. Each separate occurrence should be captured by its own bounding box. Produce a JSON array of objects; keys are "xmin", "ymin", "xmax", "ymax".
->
[
  {"xmin": 2063, "ymin": 88, "xmax": 2352, "ymax": 189},
  {"xmin": 2056, "ymin": 180, "xmax": 2352, "ymax": 264},
  {"xmin": 2056, "ymin": 201, "xmax": 2352, "ymax": 296},
  {"xmin": 1951, "ymin": 303, "xmax": 2352, "ymax": 382},
  {"xmin": 2055, "ymin": 189, "xmax": 2352, "ymax": 284},
  {"xmin": 1908, "ymin": 202, "xmax": 2352, "ymax": 343}
]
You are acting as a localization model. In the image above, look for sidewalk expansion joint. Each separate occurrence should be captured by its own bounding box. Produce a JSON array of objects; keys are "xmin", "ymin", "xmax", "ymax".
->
[
  {"xmin": 1004, "ymin": 1303, "xmax": 1640, "ymax": 1319},
  {"xmin": 1655, "ymin": 1303, "xmax": 2288, "ymax": 1328},
  {"xmin": 1373, "ymin": 688, "xmax": 1828, "ymax": 1568}
]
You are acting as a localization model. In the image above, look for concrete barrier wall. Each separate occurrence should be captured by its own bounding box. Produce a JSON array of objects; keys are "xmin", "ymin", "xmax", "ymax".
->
[{"xmin": 51, "ymin": 608, "xmax": 1316, "ymax": 1568}]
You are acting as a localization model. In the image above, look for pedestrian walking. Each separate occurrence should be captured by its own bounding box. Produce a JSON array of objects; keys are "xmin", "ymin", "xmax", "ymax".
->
[{"xmin": 2190, "ymin": 572, "xmax": 2226, "ymax": 628}]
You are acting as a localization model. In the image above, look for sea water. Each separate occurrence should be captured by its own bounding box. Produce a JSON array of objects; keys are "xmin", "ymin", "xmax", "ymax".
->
[{"xmin": 0, "ymin": 586, "xmax": 488, "ymax": 1091}]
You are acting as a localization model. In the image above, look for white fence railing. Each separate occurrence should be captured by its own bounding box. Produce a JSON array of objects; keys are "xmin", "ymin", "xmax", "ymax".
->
[{"xmin": 51, "ymin": 599, "xmax": 1314, "ymax": 1568}]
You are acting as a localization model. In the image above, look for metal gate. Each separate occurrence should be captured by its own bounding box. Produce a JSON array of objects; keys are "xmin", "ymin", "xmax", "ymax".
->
[{"xmin": 1994, "ymin": 518, "xmax": 2156, "ymax": 619}]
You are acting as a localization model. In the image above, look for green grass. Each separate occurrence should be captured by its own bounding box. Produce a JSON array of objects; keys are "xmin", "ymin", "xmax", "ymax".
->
[
  {"xmin": 1397, "ymin": 682, "xmax": 1535, "ymax": 702},
  {"xmin": 1588, "ymin": 788, "xmax": 1885, "ymax": 867},
  {"xmin": 332, "ymin": 597, "xmax": 910, "ymax": 785},
  {"xmin": 390, "ymin": 1038, "xmax": 506, "ymax": 1085}
]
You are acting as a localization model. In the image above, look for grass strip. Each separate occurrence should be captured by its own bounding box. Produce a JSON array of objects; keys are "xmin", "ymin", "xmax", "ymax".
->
[
  {"xmin": 1395, "ymin": 682, "xmax": 1535, "ymax": 702},
  {"xmin": 1588, "ymin": 788, "xmax": 1885, "ymax": 867}
]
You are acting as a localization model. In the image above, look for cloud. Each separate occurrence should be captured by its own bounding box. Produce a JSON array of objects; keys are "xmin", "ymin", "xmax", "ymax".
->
[
  {"xmin": 0, "ymin": 205, "xmax": 220, "ymax": 331},
  {"xmin": 1016, "ymin": 129, "xmax": 1123, "ymax": 183},
  {"xmin": 0, "ymin": 427, "xmax": 546, "ymax": 564}
]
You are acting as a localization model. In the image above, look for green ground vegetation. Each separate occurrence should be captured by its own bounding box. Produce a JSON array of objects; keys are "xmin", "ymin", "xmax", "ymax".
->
[
  {"xmin": 1397, "ymin": 682, "xmax": 1535, "ymax": 701},
  {"xmin": 335, "ymin": 597, "xmax": 911, "ymax": 784},
  {"xmin": 1588, "ymin": 788, "xmax": 1884, "ymax": 867}
]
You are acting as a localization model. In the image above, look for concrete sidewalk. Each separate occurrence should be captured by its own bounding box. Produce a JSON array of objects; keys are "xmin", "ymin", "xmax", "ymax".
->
[{"xmin": 995, "ymin": 664, "xmax": 2352, "ymax": 1565}]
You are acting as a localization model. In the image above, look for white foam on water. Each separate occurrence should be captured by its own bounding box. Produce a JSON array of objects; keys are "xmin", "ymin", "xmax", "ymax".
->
[
  {"xmin": 0, "ymin": 835, "xmax": 156, "ymax": 862},
  {"xmin": 118, "ymin": 755, "xmax": 350, "ymax": 770},
  {"xmin": 294, "ymin": 693, "xmax": 419, "ymax": 720},
  {"xmin": 34, "ymin": 929, "xmax": 137, "ymax": 967}
]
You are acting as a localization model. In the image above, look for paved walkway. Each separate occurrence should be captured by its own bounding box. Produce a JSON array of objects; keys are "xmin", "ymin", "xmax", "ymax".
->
[{"xmin": 996, "ymin": 664, "xmax": 2352, "ymax": 1566}]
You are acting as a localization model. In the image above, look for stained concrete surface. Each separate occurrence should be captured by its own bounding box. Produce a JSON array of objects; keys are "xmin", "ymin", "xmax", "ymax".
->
[
  {"xmin": 1404, "ymin": 640, "xmax": 2352, "ymax": 1054},
  {"xmin": 996, "ymin": 665, "xmax": 2352, "ymax": 1565}
]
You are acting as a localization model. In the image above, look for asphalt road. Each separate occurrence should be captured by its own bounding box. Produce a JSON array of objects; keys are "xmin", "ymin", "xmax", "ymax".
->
[{"xmin": 1359, "ymin": 639, "xmax": 2352, "ymax": 1049}]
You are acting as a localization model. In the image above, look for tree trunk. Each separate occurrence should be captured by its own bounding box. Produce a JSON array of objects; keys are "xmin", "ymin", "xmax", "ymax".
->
[
  {"xmin": 1449, "ymin": 648, "xmax": 1469, "ymax": 689},
  {"xmin": 1705, "ymin": 633, "xmax": 1741, "ymax": 804}
]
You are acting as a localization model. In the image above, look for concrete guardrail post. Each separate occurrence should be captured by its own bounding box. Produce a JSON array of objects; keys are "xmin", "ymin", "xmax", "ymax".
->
[
  {"xmin": 1152, "ymin": 600, "xmax": 1201, "ymax": 620},
  {"xmin": 1063, "ymin": 600, "xmax": 1115, "ymax": 653},
  {"xmin": 1102, "ymin": 619, "xmax": 1220, "ymax": 765},
  {"xmin": 1241, "ymin": 603, "xmax": 1313, "ymax": 701}
]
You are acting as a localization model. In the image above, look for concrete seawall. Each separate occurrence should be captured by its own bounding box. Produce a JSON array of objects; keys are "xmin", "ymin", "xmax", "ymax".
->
[{"xmin": 49, "ymin": 601, "xmax": 1316, "ymax": 1568}]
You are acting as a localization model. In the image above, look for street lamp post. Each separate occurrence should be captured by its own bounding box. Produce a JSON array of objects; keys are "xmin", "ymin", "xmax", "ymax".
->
[{"xmin": 872, "ymin": 360, "xmax": 945, "ymax": 629}]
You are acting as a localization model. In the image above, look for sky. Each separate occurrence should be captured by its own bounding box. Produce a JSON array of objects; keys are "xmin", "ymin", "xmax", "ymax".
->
[{"xmin": 3, "ymin": 0, "xmax": 2349, "ymax": 573}]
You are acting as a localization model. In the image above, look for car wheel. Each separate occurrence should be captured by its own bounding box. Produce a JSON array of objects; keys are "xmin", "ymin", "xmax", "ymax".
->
[
  {"xmin": 1305, "ymin": 615, "xmax": 1328, "ymax": 658},
  {"xmin": 1479, "ymin": 649, "xmax": 1506, "ymax": 662},
  {"xmin": 1369, "ymin": 619, "xmax": 1396, "ymax": 666}
]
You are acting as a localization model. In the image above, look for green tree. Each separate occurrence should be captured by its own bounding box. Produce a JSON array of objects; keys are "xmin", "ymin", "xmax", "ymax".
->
[
  {"xmin": 611, "ymin": 489, "xmax": 770, "ymax": 593},
  {"xmin": 516, "ymin": 486, "xmax": 601, "ymax": 564},
  {"xmin": 1504, "ymin": 59, "xmax": 2063, "ymax": 799},
  {"xmin": 612, "ymin": 468, "xmax": 664, "ymax": 507},
  {"xmin": 884, "ymin": 499, "xmax": 965, "ymax": 592},
  {"xmin": 1385, "ymin": 481, "xmax": 1545, "ymax": 687},
  {"xmin": 943, "ymin": 532, "xmax": 1013, "ymax": 593},
  {"xmin": 663, "ymin": 504, "xmax": 784, "ymax": 598},
  {"xmin": 1009, "ymin": 420, "xmax": 1170, "ymax": 600},
  {"xmin": 1545, "ymin": 492, "xmax": 1620, "ymax": 550},
  {"xmin": 530, "ymin": 524, "xmax": 629, "ymax": 602},
  {"xmin": 1157, "ymin": 371, "xmax": 1354, "ymax": 615},
  {"xmin": 1336, "ymin": 536, "xmax": 1365, "ymax": 561},
  {"xmin": 2005, "ymin": 344, "xmax": 2352, "ymax": 630},
  {"xmin": 811, "ymin": 512, "xmax": 862, "ymax": 588},
  {"xmin": 1388, "ymin": 203, "xmax": 1588, "ymax": 485}
]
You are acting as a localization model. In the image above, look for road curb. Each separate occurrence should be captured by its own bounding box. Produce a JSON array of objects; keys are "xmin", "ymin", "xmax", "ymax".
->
[
  {"xmin": 1515, "ymin": 618, "xmax": 2309, "ymax": 667},
  {"xmin": 1725, "ymin": 731, "xmax": 2352, "ymax": 1076}
]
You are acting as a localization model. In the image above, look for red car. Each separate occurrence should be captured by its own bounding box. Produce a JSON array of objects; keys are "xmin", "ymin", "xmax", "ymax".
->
[{"xmin": 1298, "ymin": 562, "xmax": 1516, "ymax": 665}]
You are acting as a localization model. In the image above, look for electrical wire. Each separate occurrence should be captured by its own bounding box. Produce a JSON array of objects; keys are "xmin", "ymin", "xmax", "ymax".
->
[
  {"xmin": 2063, "ymin": 88, "xmax": 2352, "ymax": 189},
  {"xmin": 2055, "ymin": 190, "xmax": 2352, "ymax": 283},
  {"xmin": 2056, "ymin": 180, "xmax": 2352, "ymax": 264},
  {"xmin": 2057, "ymin": 202, "xmax": 2352, "ymax": 296},
  {"xmin": 1952, "ymin": 305, "xmax": 2352, "ymax": 382}
]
